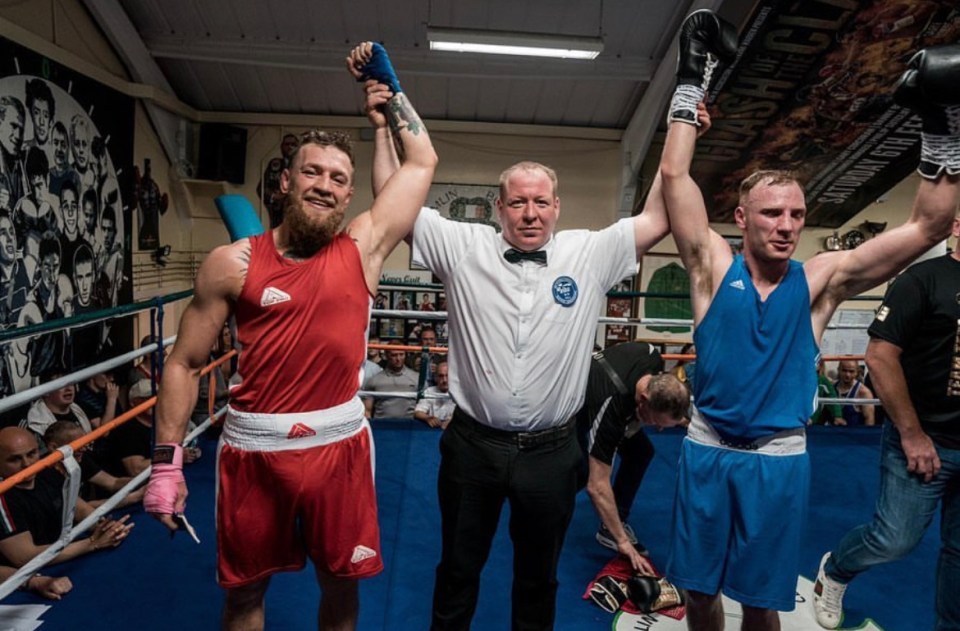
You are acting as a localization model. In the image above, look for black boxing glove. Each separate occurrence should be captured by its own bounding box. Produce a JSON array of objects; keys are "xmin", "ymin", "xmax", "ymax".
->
[
  {"xmin": 588, "ymin": 575, "xmax": 630, "ymax": 614},
  {"xmin": 627, "ymin": 575, "xmax": 686, "ymax": 613},
  {"xmin": 893, "ymin": 44, "xmax": 960, "ymax": 179},
  {"xmin": 669, "ymin": 9, "xmax": 739, "ymax": 125}
]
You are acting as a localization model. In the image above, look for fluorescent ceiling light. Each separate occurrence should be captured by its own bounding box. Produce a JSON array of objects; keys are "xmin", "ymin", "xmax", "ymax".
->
[{"xmin": 427, "ymin": 27, "xmax": 602, "ymax": 60}]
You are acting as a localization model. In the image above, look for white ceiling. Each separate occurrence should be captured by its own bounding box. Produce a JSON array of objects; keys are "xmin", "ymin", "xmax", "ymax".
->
[{"xmin": 79, "ymin": 0, "xmax": 765, "ymax": 215}]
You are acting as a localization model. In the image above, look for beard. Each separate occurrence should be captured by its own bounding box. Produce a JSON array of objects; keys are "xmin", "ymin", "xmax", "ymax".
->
[{"xmin": 283, "ymin": 195, "xmax": 344, "ymax": 258}]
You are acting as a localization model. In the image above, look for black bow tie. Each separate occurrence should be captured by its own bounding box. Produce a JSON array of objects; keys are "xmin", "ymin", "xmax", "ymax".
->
[{"xmin": 504, "ymin": 248, "xmax": 547, "ymax": 265}]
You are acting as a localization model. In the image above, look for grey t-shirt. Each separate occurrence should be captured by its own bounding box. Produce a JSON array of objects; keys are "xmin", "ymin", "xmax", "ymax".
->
[{"xmin": 364, "ymin": 366, "xmax": 419, "ymax": 418}]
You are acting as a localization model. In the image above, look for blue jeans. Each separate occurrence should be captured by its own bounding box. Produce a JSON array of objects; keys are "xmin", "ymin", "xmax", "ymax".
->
[{"xmin": 826, "ymin": 423, "xmax": 960, "ymax": 630}]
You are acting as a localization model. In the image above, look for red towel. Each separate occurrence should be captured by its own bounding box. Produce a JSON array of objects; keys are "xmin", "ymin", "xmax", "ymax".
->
[{"xmin": 582, "ymin": 556, "xmax": 685, "ymax": 620}]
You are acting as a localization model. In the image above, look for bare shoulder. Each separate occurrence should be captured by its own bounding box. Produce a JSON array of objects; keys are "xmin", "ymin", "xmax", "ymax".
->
[{"xmin": 196, "ymin": 238, "xmax": 252, "ymax": 301}]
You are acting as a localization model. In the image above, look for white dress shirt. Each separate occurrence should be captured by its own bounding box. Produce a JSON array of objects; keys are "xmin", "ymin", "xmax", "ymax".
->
[{"xmin": 412, "ymin": 208, "xmax": 637, "ymax": 431}]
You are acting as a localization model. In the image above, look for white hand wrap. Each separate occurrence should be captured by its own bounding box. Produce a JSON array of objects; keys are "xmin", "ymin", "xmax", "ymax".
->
[{"xmin": 668, "ymin": 84, "xmax": 705, "ymax": 126}]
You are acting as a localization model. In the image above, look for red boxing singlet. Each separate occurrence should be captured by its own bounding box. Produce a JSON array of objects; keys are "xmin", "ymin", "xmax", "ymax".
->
[{"xmin": 230, "ymin": 232, "xmax": 371, "ymax": 413}]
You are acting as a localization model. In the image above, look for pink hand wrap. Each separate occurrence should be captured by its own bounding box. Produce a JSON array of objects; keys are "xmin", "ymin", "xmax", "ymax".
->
[{"xmin": 144, "ymin": 443, "xmax": 185, "ymax": 515}]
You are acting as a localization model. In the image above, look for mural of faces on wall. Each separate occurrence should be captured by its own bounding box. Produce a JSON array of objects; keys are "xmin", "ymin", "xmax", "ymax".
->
[{"xmin": 0, "ymin": 74, "xmax": 128, "ymax": 395}]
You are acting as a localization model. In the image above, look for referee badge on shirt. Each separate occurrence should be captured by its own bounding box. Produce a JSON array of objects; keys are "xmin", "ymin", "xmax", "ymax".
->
[{"xmin": 552, "ymin": 276, "xmax": 579, "ymax": 307}]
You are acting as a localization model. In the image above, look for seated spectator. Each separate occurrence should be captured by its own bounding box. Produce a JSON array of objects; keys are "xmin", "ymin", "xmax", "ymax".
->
[
  {"xmin": 102, "ymin": 380, "xmax": 199, "ymax": 477},
  {"xmin": 74, "ymin": 370, "xmax": 121, "ymax": 428},
  {"xmin": 364, "ymin": 344, "xmax": 419, "ymax": 419},
  {"xmin": 834, "ymin": 359, "xmax": 876, "ymax": 426},
  {"xmin": 22, "ymin": 370, "xmax": 92, "ymax": 453},
  {"xmin": 0, "ymin": 565, "xmax": 72, "ymax": 600},
  {"xmin": 414, "ymin": 360, "xmax": 455, "ymax": 429},
  {"xmin": 43, "ymin": 422, "xmax": 144, "ymax": 507},
  {"xmin": 811, "ymin": 366, "xmax": 842, "ymax": 425},
  {"xmin": 0, "ymin": 427, "xmax": 132, "ymax": 569}
]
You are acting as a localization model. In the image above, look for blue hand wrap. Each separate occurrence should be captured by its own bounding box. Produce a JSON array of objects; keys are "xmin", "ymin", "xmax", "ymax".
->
[{"xmin": 360, "ymin": 43, "xmax": 402, "ymax": 94}]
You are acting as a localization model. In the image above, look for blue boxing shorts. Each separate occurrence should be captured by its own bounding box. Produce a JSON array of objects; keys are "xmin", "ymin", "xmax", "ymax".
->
[{"xmin": 666, "ymin": 413, "xmax": 810, "ymax": 611}]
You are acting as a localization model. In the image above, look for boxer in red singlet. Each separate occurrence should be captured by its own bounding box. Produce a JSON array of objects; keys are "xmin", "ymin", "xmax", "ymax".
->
[{"xmin": 144, "ymin": 42, "xmax": 438, "ymax": 631}]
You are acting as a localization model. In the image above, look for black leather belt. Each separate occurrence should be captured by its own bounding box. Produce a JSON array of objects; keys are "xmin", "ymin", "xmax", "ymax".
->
[{"xmin": 453, "ymin": 408, "xmax": 574, "ymax": 449}]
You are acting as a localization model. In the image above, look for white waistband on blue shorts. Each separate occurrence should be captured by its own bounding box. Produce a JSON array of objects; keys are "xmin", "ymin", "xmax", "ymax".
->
[
  {"xmin": 686, "ymin": 406, "xmax": 806, "ymax": 456},
  {"xmin": 223, "ymin": 396, "xmax": 366, "ymax": 452}
]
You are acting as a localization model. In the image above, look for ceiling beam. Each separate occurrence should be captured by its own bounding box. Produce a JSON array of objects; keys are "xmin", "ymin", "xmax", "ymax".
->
[
  {"xmin": 82, "ymin": 0, "xmax": 184, "ymax": 170},
  {"xmin": 616, "ymin": 0, "xmax": 726, "ymax": 217},
  {"xmin": 143, "ymin": 36, "xmax": 656, "ymax": 82}
]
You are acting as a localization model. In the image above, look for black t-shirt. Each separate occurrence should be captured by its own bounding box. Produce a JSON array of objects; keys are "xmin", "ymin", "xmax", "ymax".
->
[
  {"xmin": 577, "ymin": 342, "xmax": 663, "ymax": 465},
  {"xmin": 103, "ymin": 419, "xmax": 151, "ymax": 477},
  {"xmin": 0, "ymin": 468, "xmax": 65, "ymax": 561},
  {"xmin": 868, "ymin": 254, "xmax": 960, "ymax": 447}
]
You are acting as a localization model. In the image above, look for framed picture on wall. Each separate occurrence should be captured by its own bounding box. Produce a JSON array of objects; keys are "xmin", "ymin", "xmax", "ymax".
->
[
  {"xmin": 635, "ymin": 254, "xmax": 693, "ymax": 341},
  {"xmin": 379, "ymin": 318, "xmax": 405, "ymax": 340},
  {"xmin": 605, "ymin": 278, "xmax": 636, "ymax": 346},
  {"xmin": 412, "ymin": 182, "xmax": 501, "ymax": 270}
]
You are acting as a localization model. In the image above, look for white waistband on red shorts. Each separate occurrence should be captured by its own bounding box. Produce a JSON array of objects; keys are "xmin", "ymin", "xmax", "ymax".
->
[
  {"xmin": 223, "ymin": 396, "xmax": 366, "ymax": 452},
  {"xmin": 686, "ymin": 406, "xmax": 806, "ymax": 456}
]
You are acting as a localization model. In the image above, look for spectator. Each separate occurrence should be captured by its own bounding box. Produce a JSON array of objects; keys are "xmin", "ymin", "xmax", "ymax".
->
[
  {"xmin": 833, "ymin": 359, "xmax": 876, "ymax": 426},
  {"xmin": 75, "ymin": 370, "xmax": 120, "ymax": 429},
  {"xmin": 22, "ymin": 370, "xmax": 92, "ymax": 453},
  {"xmin": 811, "ymin": 361, "xmax": 842, "ymax": 425},
  {"xmin": 406, "ymin": 325, "xmax": 440, "ymax": 382},
  {"xmin": 43, "ymin": 421, "xmax": 144, "ymax": 508},
  {"xmin": 0, "ymin": 427, "xmax": 132, "ymax": 569},
  {"xmin": 103, "ymin": 380, "xmax": 199, "ymax": 478},
  {"xmin": 363, "ymin": 344, "xmax": 418, "ymax": 419},
  {"xmin": 414, "ymin": 360, "xmax": 455, "ymax": 429}
]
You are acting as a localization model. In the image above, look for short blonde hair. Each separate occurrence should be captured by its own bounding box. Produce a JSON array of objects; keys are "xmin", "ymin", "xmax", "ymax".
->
[
  {"xmin": 498, "ymin": 161, "xmax": 558, "ymax": 200},
  {"xmin": 738, "ymin": 170, "xmax": 802, "ymax": 207}
]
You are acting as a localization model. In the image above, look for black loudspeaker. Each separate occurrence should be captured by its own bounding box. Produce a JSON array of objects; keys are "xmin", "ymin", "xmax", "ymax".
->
[{"xmin": 197, "ymin": 123, "xmax": 247, "ymax": 184}]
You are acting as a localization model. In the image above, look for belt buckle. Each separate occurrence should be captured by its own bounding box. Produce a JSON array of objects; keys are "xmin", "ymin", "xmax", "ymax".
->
[{"xmin": 516, "ymin": 431, "xmax": 537, "ymax": 449}]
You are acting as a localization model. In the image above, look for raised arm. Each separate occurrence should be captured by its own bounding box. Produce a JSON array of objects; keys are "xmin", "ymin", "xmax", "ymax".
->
[
  {"xmin": 345, "ymin": 43, "xmax": 438, "ymax": 291},
  {"xmin": 659, "ymin": 11, "xmax": 738, "ymax": 322},
  {"xmin": 808, "ymin": 45, "xmax": 960, "ymax": 323}
]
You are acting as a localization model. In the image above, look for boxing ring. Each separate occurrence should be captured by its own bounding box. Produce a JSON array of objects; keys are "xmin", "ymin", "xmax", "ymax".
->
[{"xmin": 0, "ymin": 289, "xmax": 937, "ymax": 631}]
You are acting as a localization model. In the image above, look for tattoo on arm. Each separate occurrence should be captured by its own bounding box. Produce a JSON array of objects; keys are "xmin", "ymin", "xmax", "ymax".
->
[{"xmin": 387, "ymin": 95, "xmax": 423, "ymax": 137}]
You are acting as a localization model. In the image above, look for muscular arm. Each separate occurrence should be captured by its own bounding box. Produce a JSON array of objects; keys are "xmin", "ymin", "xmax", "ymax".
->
[
  {"xmin": 155, "ymin": 243, "xmax": 243, "ymax": 445},
  {"xmin": 808, "ymin": 175, "xmax": 959, "ymax": 335},
  {"xmin": 345, "ymin": 45, "xmax": 439, "ymax": 292},
  {"xmin": 865, "ymin": 338, "xmax": 940, "ymax": 481},
  {"xmin": 586, "ymin": 456, "xmax": 652, "ymax": 573},
  {"xmin": 659, "ymin": 110, "xmax": 732, "ymax": 324}
]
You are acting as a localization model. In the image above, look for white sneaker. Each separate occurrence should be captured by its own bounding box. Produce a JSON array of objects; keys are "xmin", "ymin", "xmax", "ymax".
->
[{"xmin": 813, "ymin": 553, "xmax": 847, "ymax": 629}]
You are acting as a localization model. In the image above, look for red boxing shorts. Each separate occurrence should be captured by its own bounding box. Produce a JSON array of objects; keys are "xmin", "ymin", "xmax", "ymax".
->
[{"xmin": 216, "ymin": 399, "xmax": 383, "ymax": 587}]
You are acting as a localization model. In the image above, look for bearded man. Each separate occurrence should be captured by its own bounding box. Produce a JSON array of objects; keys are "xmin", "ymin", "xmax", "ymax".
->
[{"xmin": 144, "ymin": 42, "xmax": 438, "ymax": 631}]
